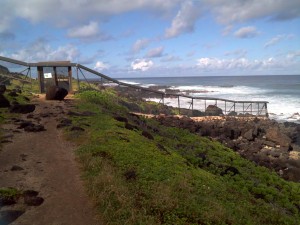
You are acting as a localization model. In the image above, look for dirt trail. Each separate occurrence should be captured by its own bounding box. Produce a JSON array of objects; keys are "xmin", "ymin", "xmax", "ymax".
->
[{"xmin": 0, "ymin": 95, "xmax": 98, "ymax": 225}]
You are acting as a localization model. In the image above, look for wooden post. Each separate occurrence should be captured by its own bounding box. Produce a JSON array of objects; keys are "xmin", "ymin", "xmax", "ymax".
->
[
  {"xmin": 68, "ymin": 66, "xmax": 72, "ymax": 92},
  {"xmin": 265, "ymin": 103, "xmax": 269, "ymax": 118},
  {"xmin": 76, "ymin": 67, "xmax": 80, "ymax": 91},
  {"xmin": 37, "ymin": 66, "xmax": 44, "ymax": 93},
  {"xmin": 178, "ymin": 96, "xmax": 180, "ymax": 114},
  {"xmin": 53, "ymin": 66, "xmax": 58, "ymax": 86},
  {"xmin": 191, "ymin": 98, "xmax": 194, "ymax": 115}
]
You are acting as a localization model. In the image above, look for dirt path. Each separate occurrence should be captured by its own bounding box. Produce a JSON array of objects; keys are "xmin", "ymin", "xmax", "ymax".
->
[{"xmin": 0, "ymin": 95, "xmax": 98, "ymax": 225}]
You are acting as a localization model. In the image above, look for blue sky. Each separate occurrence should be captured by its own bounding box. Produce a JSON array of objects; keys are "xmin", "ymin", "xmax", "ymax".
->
[{"xmin": 0, "ymin": 0, "xmax": 300, "ymax": 78}]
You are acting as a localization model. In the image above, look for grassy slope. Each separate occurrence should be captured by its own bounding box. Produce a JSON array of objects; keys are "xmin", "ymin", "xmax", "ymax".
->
[{"xmin": 68, "ymin": 90, "xmax": 299, "ymax": 224}]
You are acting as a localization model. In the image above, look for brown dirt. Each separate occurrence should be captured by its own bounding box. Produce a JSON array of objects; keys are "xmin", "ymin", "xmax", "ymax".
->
[{"xmin": 0, "ymin": 95, "xmax": 99, "ymax": 225}]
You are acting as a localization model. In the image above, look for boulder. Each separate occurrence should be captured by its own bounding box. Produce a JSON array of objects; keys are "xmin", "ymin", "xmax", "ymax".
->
[
  {"xmin": 0, "ymin": 210, "xmax": 25, "ymax": 224},
  {"xmin": 205, "ymin": 105, "xmax": 223, "ymax": 116},
  {"xmin": 0, "ymin": 84, "xmax": 6, "ymax": 94},
  {"xmin": 243, "ymin": 129, "xmax": 254, "ymax": 141},
  {"xmin": 0, "ymin": 94, "xmax": 10, "ymax": 108},
  {"xmin": 266, "ymin": 127, "xmax": 292, "ymax": 147},
  {"xmin": 24, "ymin": 196, "xmax": 44, "ymax": 206},
  {"xmin": 0, "ymin": 65, "xmax": 9, "ymax": 73},
  {"xmin": 46, "ymin": 86, "xmax": 68, "ymax": 100},
  {"xmin": 10, "ymin": 104, "xmax": 35, "ymax": 114},
  {"xmin": 8, "ymin": 90, "xmax": 18, "ymax": 97},
  {"xmin": 113, "ymin": 116, "xmax": 128, "ymax": 123},
  {"xmin": 227, "ymin": 111, "xmax": 237, "ymax": 116}
]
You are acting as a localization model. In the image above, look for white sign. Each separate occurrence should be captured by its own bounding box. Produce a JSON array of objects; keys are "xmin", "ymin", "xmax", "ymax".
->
[{"xmin": 44, "ymin": 72, "xmax": 52, "ymax": 78}]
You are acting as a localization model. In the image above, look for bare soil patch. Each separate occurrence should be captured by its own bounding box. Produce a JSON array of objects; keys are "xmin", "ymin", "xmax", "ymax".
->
[{"xmin": 0, "ymin": 95, "xmax": 98, "ymax": 225}]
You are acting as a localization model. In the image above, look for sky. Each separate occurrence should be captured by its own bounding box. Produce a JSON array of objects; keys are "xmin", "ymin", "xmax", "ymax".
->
[{"xmin": 0, "ymin": 0, "xmax": 300, "ymax": 78}]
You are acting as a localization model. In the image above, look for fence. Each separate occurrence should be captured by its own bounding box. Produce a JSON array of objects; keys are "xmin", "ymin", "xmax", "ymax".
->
[{"xmin": 0, "ymin": 55, "xmax": 269, "ymax": 117}]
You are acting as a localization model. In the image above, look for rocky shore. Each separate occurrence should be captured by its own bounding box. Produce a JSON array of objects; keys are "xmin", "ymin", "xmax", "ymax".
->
[
  {"xmin": 154, "ymin": 115, "xmax": 300, "ymax": 182},
  {"xmin": 99, "ymin": 84, "xmax": 300, "ymax": 182}
]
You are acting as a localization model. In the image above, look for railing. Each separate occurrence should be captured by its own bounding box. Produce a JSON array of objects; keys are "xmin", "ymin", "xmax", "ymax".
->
[{"xmin": 0, "ymin": 55, "xmax": 269, "ymax": 117}]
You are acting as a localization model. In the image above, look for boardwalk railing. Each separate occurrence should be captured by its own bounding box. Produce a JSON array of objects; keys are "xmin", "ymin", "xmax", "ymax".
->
[{"xmin": 0, "ymin": 56, "xmax": 269, "ymax": 117}]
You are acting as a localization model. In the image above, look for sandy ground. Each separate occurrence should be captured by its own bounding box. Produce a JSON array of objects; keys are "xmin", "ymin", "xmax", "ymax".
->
[{"xmin": 0, "ymin": 95, "xmax": 99, "ymax": 225}]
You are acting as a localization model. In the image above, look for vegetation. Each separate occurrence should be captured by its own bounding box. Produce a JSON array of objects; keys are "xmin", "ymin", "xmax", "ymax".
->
[
  {"xmin": 0, "ymin": 187, "xmax": 21, "ymax": 198},
  {"xmin": 66, "ymin": 90, "xmax": 300, "ymax": 225},
  {"xmin": 1, "ymin": 72, "xmax": 299, "ymax": 224}
]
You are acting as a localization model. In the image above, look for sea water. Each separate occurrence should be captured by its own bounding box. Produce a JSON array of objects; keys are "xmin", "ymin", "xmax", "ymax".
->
[{"xmin": 120, "ymin": 75, "xmax": 300, "ymax": 123}]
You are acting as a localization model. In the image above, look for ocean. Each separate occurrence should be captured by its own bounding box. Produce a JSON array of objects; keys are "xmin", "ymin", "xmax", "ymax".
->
[{"xmin": 119, "ymin": 75, "xmax": 300, "ymax": 123}]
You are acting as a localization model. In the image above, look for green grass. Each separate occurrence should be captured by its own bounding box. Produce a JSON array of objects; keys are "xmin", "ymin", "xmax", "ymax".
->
[
  {"xmin": 66, "ymin": 90, "xmax": 300, "ymax": 225},
  {"xmin": 0, "ymin": 187, "xmax": 21, "ymax": 198}
]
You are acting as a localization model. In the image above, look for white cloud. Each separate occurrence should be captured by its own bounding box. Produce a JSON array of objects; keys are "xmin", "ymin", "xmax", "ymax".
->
[
  {"xmin": 224, "ymin": 49, "xmax": 247, "ymax": 58},
  {"xmin": 161, "ymin": 55, "xmax": 181, "ymax": 62},
  {"xmin": 234, "ymin": 26, "xmax": 259, "ymax": 38},
  {"xmin": 222, "ymin": 25, "xmax": 233, "ymax": 36},
  {"xmin": 196, "ymin": 56, "xmax": 296, "ymax": 71},
  {"xmin": 94, "ymin": 61, "xmax": 109, "ymax": 71},
  {"xmin": 145, "ymin": 47, "xmax": 164, "ymax": 58},
  {"xmin": 0, "ymin": 0, "xmax": 180, "ymax": 31},
  {"xmin": 7, "ymin": 38, "xmax": 79, "ymax": 62},
  {"xmin": 287, "ymin": 51, "xmax": 300, "ymax": 60},
  {"xmin": 205, "ymin": 0, "xmax": 300, "ymax": 24},
  {"xmin": 165, "ymin": 1, "xmax": 202, "ymax": 38},
  {"xmin": 131, "ymin": 59, "xmax": 153, "ymax": 71},
  {"xmin": 0, "ymin": 16, "xmax": 12, "ymax": 32},
  {"xmin": 132, "ymin": 39, "xmax": 150, "ymax": 53},
  {"xmin": 68, "ymin": 21, "xmax": 100, "ymax": 38},
  {"xmin": 264, "ymin": 34, "xmax": 294, "ymax": 48}
]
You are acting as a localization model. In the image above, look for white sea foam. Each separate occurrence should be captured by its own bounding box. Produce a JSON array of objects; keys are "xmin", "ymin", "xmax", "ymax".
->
[
  {"xmin": 146, "ymin": 85, "xmax": 300, "ymax": 123},
  {"xmin": 119, "ymin": 80, "xmax": 140, "ymax": 85}
]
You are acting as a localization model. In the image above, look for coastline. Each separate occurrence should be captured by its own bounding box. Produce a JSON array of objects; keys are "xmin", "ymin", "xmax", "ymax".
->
[
  {"xmin": 112, "ymin": 83, "xmax": 300, "ymax": 183},
  {"xmin": 111, "ymin": 76, "xmax": 300, "ymax": 124}
]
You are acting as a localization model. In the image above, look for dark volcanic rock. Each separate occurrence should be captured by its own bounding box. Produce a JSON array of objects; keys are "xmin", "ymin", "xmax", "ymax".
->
[
  {"xmin": 124, "ymin": 169, "xmax": 137, "ymax": 181},
  {"xmin": 24, "ymin": 124, "xmax": 45, "ymax": 132},
  {"xmin": 0, "ymin": 196, "xmax": 17, "ymax": 206},
  {"xmin": 266, "ymin": 127, "xmax": 291, "ymax": 147},
  {"xmin": 57, "ymin": 118, "xmax": 72, "ymax": 128},
  {"xmin": 18, "ymin": 121, "xmax": 34, "ymax": 129},
  {"xmin": 10, "ymin": 104, "xmax": 35, "ymax": 114},
  {"xmin": 156, "ymin": 143, "xmax": 170, "ymax": 155},
  {"xmin": 23, "ymin": 190, "xmax": 39, "ymax": 197},
  {"xmin": 46, "ymin": 86, "xmax": 68, "ymax": 100},
  {"xmin": 243, "ymin": 129, "xmax": 254, "ymax": 141},
  {"xmin": 70, "ymin": 126, "xmax": 85, "ymax": 132},
  {"xmin": 0, "ymin": 210, "xmax": 25, "ymax": 224},
  {"xmin": 125, "ymin": 123, "xmax": 138, "ymax": 131},
  {"xmin": 0, "ymin": 94, "xmax": 10, "ymax": 108},
  {"xmin": 113, "ymin": 116, "xmax": 128, "ymax": 123},
  {"xmin": 220, "ymin": 166, "xmax": 240, "ymax": 176},
  {"xmin": 11, "ymin": 165, "xmax": 24, "ymax": 171},
  {"xmin": 24, "ymin": 196, "xmax": 44, "ymax": 206},
  {"xmin": 0, "ymin": 84, "xmax": 6, "ymax": 94},
  {"xmin": 8, "ymin": 91, "xmax": 18, "ymax": 97},
  {"xmin": 142, "ymin": 130, "xmax": 154, "ymax": 140},
  {"xmin": 154, "ymin": 115, "xmax": 300, "ymax": 182},
  {"xmin": 205, "ymin": 105, "xmax": 223, "ymax": 116}
]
